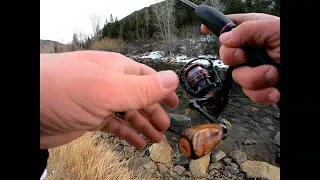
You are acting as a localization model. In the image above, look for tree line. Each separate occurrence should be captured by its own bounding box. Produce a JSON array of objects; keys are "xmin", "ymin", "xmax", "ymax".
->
[{"xmin": 72, "ymin": 0, "xmax": 279, "ymax": 54}]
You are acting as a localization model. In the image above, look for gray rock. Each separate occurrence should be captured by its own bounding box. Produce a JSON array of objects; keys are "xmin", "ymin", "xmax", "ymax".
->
[
  {"xmin": 274, "ymin": 132, "xmax": 280, "ymax": 146},
  {"xmin": 181, "ymin": 170, "xmax": 192, "ymax": 177},
  {"xmin": 209, "ymin": 169, "xmax": 219, "ymax": 176},
  {"xmin": 222, "ymin": 170, "xmax": 232, "ymax": 178},
  {"xmin": 123, "ymin": 146, "xmax": 134, "ymax": 159},
  {"xmin": 132, "ymin": 157, "xmax": 157, "ymax": 179},
  {"xmin": 229, "ymin": 162, "xmax": 239, "ymax": 169},
  {"xmin": 209, "ymin": 162, "xmax": 224, "ymax": 171},
  {"xmin": 229, "ymin": 150, "xmax": 248, "ymax": 165},
  {"xmin": 242, "ymin": 138, "xmax": 256, "ymax": 145},
  {"xmin": 211, "ymin": 150, "xmax": 226, "ymax": 163},
  {"xmin": 226, "ymin": 166, "xmax": 239, "ymax": 174},
  {"xmin": 167, "ymin": 113, "xmax": 191, "ymax": 134},
  {"xmin": 174, "ymin": 155, "xmax": 190, "ymax": 169},
  {"xmin": 157, "ymin": 163, "xmax": 168, "ymax": 173},
  {"xmin": 173, "ymin": 166, "xmax": 186, "ymax": 175},
  {"xmin": 173, "ymin": 174, "xmax": 181, "ymax": 180},
  {"xmin": 223, "ymin": 158, "xmax": 232, "ymax": 165}
]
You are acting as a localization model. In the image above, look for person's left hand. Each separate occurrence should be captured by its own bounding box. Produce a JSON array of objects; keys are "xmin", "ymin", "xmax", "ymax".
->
[{"xmin": 40, "ymin": 51, "xmax": 179, "ymax": 149}]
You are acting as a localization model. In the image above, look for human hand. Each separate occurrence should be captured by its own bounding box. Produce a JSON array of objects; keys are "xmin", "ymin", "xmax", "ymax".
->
[
  {"xmin": 40, "ymin": 51, "xmax": 179, "ymax": 149},
  {"xmin": 201, "ymin": 13, "xmax": 280, "ymax": 104}
]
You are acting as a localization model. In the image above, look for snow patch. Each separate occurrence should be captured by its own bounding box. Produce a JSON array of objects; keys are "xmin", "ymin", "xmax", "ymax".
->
[
  {"xmin": 140, "ymin": 51, "xmax": 164, "ymax": 60},
  {"xmin": 174, "ymin": 55, "xmax": 229, "ymax": 69}
]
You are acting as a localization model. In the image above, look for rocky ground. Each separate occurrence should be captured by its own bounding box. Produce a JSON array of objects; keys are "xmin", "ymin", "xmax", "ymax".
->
[{"xmin": 95, "ymin": 57, "xmax": 280, "ymax": 180}]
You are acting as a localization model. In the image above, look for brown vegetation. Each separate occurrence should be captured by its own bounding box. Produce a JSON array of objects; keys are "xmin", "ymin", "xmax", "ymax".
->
[{"xmin": 45, "ymin": 132, "xmax": 136, "ymax": 180}]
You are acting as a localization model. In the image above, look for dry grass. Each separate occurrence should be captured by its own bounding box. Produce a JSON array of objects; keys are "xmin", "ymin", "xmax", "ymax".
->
[
  {"xmin": 90, "ymin": 38, "xmax": 124, "ymax": 53},
  {"xmin": 45, "ymin": 132, "xmax": 136, "ymax": 180},
  {"xmin": 40, "ymin": 44, "xmax": 85, "ymax": 54}
]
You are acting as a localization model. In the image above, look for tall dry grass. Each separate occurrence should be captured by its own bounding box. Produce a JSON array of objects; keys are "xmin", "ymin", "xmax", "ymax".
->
[
  {"xmin": 45, "ymin": 132, "xmax": 136, "ymax": 180},
  {"xmin": 90, "ymin": 38, "xmax": 124, "ymax": 53}
]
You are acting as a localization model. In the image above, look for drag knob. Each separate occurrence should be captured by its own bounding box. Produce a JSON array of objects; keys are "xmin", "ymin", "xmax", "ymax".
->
[{"xmin": 179, "ymin": 124, "xmax": 224, "ymax": 159}]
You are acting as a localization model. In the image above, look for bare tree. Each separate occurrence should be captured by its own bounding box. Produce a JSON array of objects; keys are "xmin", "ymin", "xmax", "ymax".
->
[
  {"xmin": 144, "ymin": 9, "xmax": 151, "ymax": 35},
  {"xmin": 204, "ymin": 0, "xmax": 226, "ymax": 11},
  {"xmin": 89, "ymin": 14, "xmax": 102, "ymax": 39},
  {"xmin": 152, "ymin": 0, "xmax": 177, "ymax": 56}
]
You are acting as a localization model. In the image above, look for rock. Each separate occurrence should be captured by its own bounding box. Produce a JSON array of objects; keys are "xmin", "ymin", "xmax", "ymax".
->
[
  {"xmin": 209, "ymin": 162, "xmax": 224, "ymax": 171},
  {"xmin": 226, "ymin": 166, "xmax": 239, "ymax": 174},
  {"xmin": 173, "ymin": 166, "xmax": 186, "ymax": 175},
  {"xmin": 240, "ymin": 160, "xmax": 280, "ymax": 180},
  {"xmin": 211, "ymin": 150, "xmax": 226, "ymax": 163},
  {"xmin": 174, "ymin": 155, "xmax": 190, "ymax": 169},
  {"xmin": 274, "ymin": 132, "xmax": 280, "ymax": 146},
  {"xmin": 142, "ymin": 160, "xmax": 158, "ymax": 176},
  {"xmin": 149, "ymin": 135, "xmax": 172, "ymax": 163},
  {"xmin": 189, "ymin": 154, "xmax": 210, "ymax": 178},
  {"xmin": 223, "ymin": 158, "xmax": 232, "ymax": 165},
  {"xmin": 157, "ymin": 163, "xmax": 168, "ymax": 173},
  {"xmin": 229, "ymin": 162, "xmax": 239, "ymax": 169},
  {"xmin": 229, "ymin": 150, "xmax": 248, "ymax": 165},
  {"xmin": 222, "ymin": 170, "xmax": 232, "ymax": 178},
  {"xmin": 166, "ymin": 161, "xmax": 174, "ymax": 169},
  {"xmin": 242, "ymin": 138, "xmax": 256, "ymax": 145},
  {"xmin": 167, "ymin": 113, "xmax": 191, "ymax": 134},
  {"xmin": 173, "ymin": 174, "xmax": 182, "ymax": 180},
  {"xmin": 120, "ymin": 139, "xmax": 130, "ymax": 146},
  {"xmin": 132, "ymin": 157, "xmax": 157, "ymax": 179},
  {"xmin": 209, "ymin": 169, "xmax": 218, "ymax": 176},
  {"xmin": 123, "ymin": 146, "xmax": 134, "ymax": 159},
  {"xmin": 250, "ymin": 106, "xmax": 259, "ymax": 111},
  {"xmin": 181, "ymin": 170, "xmax": 192, "ymax": 177}
]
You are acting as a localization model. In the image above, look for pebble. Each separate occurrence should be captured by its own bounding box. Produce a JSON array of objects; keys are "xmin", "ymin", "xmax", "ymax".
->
[
  {"xmin": 157, "ymin": 163, "xmax": 168, "ymax": 173},
  {"xmin": 209, "ymin": 162, "xmax": 224, "ymax": 171},
  {"xmin": 226, "ymin": 166, "xmax": 239, "ymax": 174},
  {"xmin": 229, "ymin": 150, "xmax": 248, "ymax": 165},
  {"xmin": 211, "ymin": 150, "xmax": 226, "ymax": 163},
  {"xmin": 223, "ymin": 158, "xmax": 232, "ymax": 165},
  {"xmin": 173, "ymin": 165, "xmax": 185, "ymax": 175},
  {"xmin": 229, "ymin": 162, "xmax": 239, "ymax": 169}
]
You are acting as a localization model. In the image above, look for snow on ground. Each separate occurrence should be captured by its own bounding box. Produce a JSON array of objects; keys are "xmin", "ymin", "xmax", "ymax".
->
[
  {"xmin": 174, "ymin": 54, "xmax": 228, "ymax": 69},
  {"xmin": 137, "ymin": 51, "xmax": 229, "ymax": 69},
  {"xmin": 140, "ymin": 51, "xmax": 164, "ymax": 60}
]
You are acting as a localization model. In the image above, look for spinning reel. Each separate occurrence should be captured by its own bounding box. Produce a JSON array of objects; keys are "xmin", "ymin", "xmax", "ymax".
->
[{"xmin": 178, "ymin": 58, "xmax": 234, "ymax": 160}]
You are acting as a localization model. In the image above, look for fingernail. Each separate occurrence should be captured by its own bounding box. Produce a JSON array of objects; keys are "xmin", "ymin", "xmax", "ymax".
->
[
  {"xmin": 268, "ymin": 91, "xmax": 280, "ymax": 102},
  {"xmin": 220, "ymin": 31, "xmax": 232, "ymax": 43},
  {"xmin": 265, "ymin": 69, "xmax": 275, "ymax": 82},
  {"xmin": 158, "ymin": 70, "xmax": 178, "ymax": 89}
]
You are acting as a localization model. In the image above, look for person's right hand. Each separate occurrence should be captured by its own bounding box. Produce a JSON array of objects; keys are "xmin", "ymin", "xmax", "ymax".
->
[{"xmin": 201, "ymin": 13, "xmax": 280, "ymax": 104}]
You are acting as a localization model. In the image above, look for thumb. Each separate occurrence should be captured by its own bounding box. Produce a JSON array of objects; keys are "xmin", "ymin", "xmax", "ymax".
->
[
  {"xmin": 109, "ymin": 70, "xmax": 179, "ymax": 112},
  {"xmin": 219, "ymin": 19, "xmax": 280, "ymax": 48}
]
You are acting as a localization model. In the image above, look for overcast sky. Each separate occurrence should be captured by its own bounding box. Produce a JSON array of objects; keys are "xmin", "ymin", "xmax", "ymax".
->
[{"xmin": 40, "ymin": 0, "xmax": 162, "ymax": 44}]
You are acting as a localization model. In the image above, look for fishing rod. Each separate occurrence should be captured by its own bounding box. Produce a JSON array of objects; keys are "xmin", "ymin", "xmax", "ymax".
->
[{"xmin": 177, "ymin": 0, "xmax": 280, "ymax": 160}]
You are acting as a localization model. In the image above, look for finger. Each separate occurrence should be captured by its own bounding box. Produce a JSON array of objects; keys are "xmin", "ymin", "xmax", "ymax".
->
[
  {"xmin": 219, "ymin": 19, "xmax": 280, "ymax": 49},
  {"xmin": 124, "ymin": 62, "xmax": 180, "ymax": 109},
  {"xmin": 140, "ymin": 103, "xmax": 170, "ymax": 132},
  {"xmin": 125, "ymin": 110, "xmax": 163, "ymax": 143},
  {"xmin": 219, "ymin": 45, "xmax": 247, "ymax": 66},
  {"xmin": 100, "ymin": 117, "xmax": 146, "ymax": 148},
  {"xmin": 232, "ymin": 65, "xmax": 279, "ymax": 90},
  {"xmin": 201, "ymin": 24, "xmax": 211, "ymax": 34},
  {"xmin": 106, "ymin": 70, "xmax": 179, "ymax": 112},
  {"xmin": 226, "ymin": 13, "xmax": 280, "ymax": 25},
  {"xmin": 243, "ymin": 87, "xmax": 280, "ymax": 104}
]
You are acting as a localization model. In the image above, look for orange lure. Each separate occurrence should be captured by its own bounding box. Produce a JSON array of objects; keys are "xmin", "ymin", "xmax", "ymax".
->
[{"xmin": 179, "ymin": 124, "xmax": 224, "ymax": 159}]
